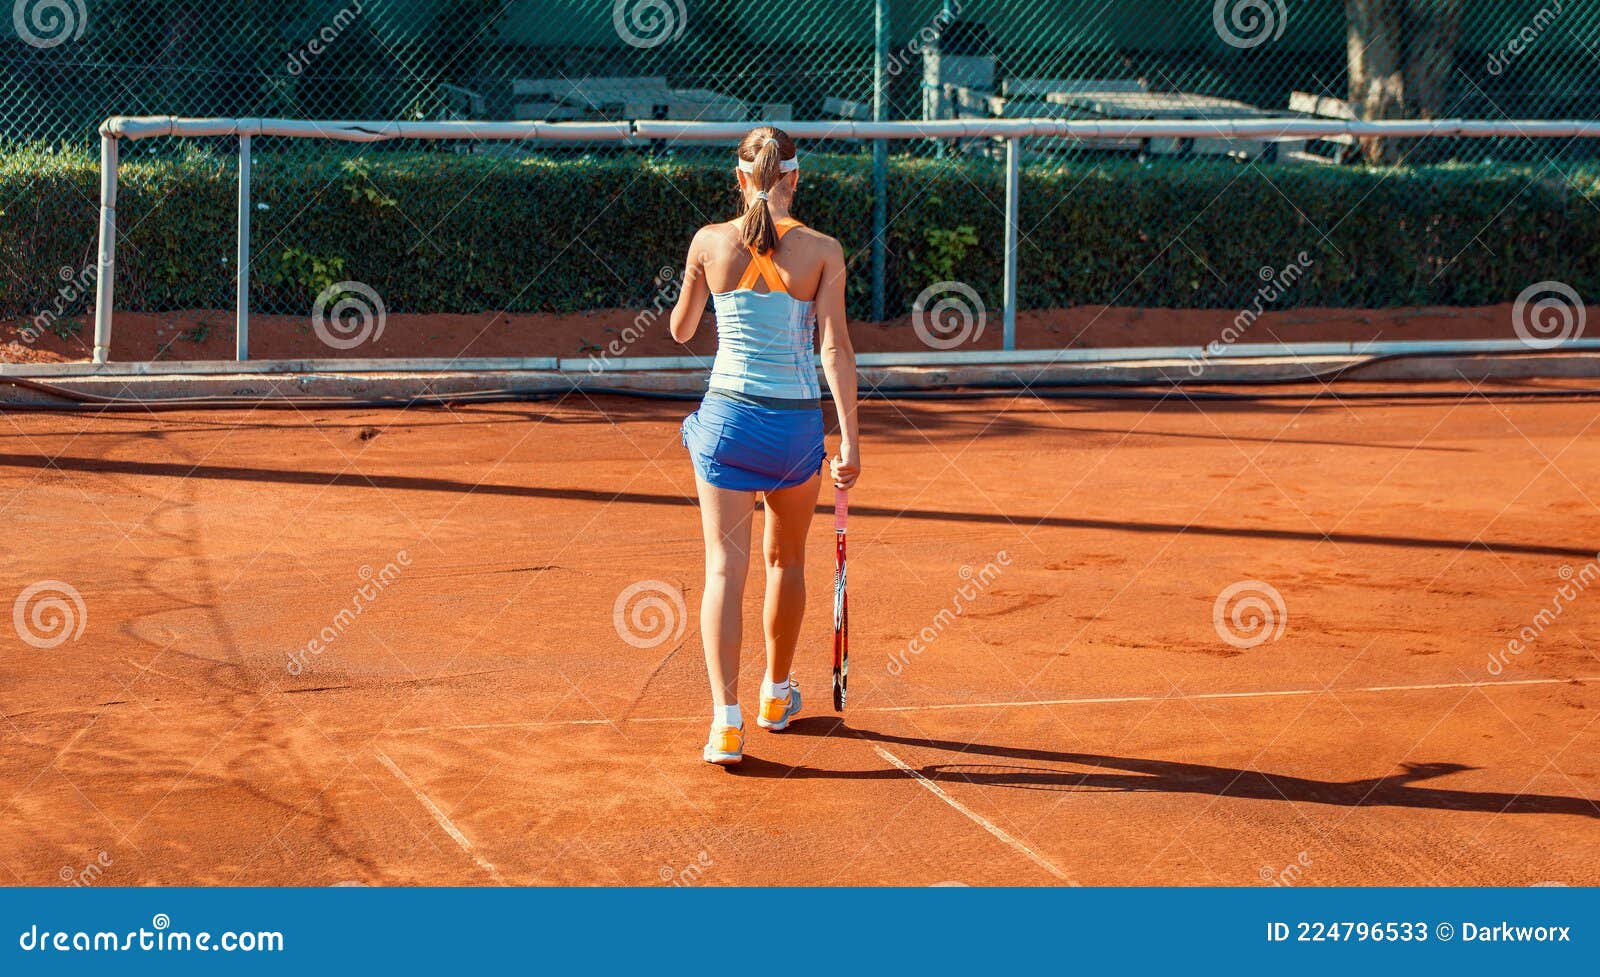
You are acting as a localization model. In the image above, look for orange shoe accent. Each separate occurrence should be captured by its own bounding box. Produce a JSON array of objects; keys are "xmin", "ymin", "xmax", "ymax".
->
[
  {"xmin": 712, "ymin": 726, "xmax": 743, "ymax": 754},
  {"xmin": 759, "ymin": 696, "xmax": 791, "ymax": 725},
  {"xmin": 757, "ymin": 678, "xmax": 801, "ymax": 731},
  {"xmin": 703, "ymin": 724, "xmax": 744, "ymax": 766}
]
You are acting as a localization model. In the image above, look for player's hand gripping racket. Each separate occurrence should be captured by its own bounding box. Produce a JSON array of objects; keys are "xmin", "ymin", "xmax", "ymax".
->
[{"xmin": 831, "ymin": 490, "xmax": 849, "ymax": 711}]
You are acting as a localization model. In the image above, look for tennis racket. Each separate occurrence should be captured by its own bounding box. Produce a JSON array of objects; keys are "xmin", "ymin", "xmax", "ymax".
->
[{"xmin": 832, "ymin": 489, "xmax": 849, "ymax": 711}]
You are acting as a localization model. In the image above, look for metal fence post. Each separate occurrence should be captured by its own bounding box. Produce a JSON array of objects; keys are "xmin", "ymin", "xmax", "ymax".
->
[
  {"xmin": 1003, "ymin": 137, "xmax": 1020, "ymax": 351},
  {"xmin": 92, "ymin": 133, "xmax": 118, "ymax": 364},
  {"xmin": 870, "ymin": 0, "xmax": 889, "ymax": 323},
  {"xmin": 237, "ymin": 133, "xmax": 252, "ymax": 361}
]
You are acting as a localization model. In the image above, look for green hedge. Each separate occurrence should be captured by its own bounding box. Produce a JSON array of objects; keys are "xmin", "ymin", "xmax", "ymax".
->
[{"xmin": 2, "ymin": 145, "xmax": 1597, "ymax": 321}]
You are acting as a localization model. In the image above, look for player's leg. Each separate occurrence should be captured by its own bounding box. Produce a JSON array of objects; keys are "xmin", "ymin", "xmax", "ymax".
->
[
  {"xmin": 757, "ymin": 472, "xmax": 821, "ymax": 729},
  {"xmin": 696, "ymin": 475, "xmax": 755, "ymax": 762}
]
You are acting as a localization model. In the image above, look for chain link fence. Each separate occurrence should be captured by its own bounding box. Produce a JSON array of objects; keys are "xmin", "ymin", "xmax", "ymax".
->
[
  {"xmin": 3, "ymin": 1, "xmax": 1596, "ymax": 157},
  {"xmin": 2, "ymin": 1, "xmax": 1598, "ymax": 351}
]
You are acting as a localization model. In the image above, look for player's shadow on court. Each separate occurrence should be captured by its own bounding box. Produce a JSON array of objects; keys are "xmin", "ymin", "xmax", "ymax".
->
[{"xmin": 736, "ymin": 719, "xmax": 1599, "ymax": 819}]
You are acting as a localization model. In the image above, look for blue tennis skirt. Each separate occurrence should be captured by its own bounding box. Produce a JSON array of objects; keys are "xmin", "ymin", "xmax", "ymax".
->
[{"xmin": 682, "ymin": 393, "xmax": 826, "ymax": 492}]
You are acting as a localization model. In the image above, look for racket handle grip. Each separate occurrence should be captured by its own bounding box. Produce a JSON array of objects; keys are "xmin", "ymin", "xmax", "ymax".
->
[{"xmin": 834, "ymin": 490, "xmax": 848, "ymax": 531}]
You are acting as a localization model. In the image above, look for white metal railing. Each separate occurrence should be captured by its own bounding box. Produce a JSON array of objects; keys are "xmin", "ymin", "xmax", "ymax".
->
[
  {"xmin": 90, "ymin": 115, "xmax": 1600, "ymax": 365},
  {"xmin": 15, "ymin": 338, "xmax": 1600, "ymax": 381}
]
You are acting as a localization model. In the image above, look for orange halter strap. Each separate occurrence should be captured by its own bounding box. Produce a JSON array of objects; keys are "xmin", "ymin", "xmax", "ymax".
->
[{"xmin": 735, "ymin": 218, "xmax": 804, "ymax": 294}]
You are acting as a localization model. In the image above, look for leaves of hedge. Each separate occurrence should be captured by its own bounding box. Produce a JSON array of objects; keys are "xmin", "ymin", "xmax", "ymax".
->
[{"xmin": 0, "ymin": 145, "xmax": 1595, "ymax": 321}]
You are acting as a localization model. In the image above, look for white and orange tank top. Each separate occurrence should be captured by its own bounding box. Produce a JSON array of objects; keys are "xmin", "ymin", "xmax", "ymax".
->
[{"xmin": 707, "ymin": 218, "xmax": 822, "ymax": 402}]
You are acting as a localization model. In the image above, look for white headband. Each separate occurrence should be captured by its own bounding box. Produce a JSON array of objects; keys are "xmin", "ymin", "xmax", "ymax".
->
[{"xmin": 737, "ymin": 157, "xmax": 799, "ymax": 174}]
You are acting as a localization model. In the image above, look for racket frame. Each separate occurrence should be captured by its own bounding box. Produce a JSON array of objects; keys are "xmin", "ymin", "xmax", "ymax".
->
[{"xmin": 832, "ymin": 490, "xmax": 848, "ymax": 711}]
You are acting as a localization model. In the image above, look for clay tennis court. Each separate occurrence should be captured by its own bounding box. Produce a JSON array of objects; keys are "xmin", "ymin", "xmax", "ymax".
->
[{"xmin": 2, "ymin": 384, "xmax": 1597, "ymax": 886}]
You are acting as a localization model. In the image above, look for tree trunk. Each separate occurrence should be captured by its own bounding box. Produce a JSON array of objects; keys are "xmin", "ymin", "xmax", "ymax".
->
[
  {"xmin": 1403, "ymin": 0, "xmax": 1463, "ymax": 122},
  {"xmin": 1345, "ymin": 0, "xmax": 1462, "ymax": 163},
  {"xmin": 1346, "ymin": 0, "xmax": 1405, "ymax": 163}
]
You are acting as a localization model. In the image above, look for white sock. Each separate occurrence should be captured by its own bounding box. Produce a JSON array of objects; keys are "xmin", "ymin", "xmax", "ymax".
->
[
  {"xmin": 763, "ymin": 678, "xmax": 790, "ymax": 700},
  {"xmin": 715, "ymin": 704, "xmax": 742, "ymax": 728}
]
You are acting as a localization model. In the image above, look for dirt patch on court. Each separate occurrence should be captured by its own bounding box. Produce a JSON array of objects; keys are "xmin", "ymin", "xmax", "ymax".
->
[{"xmin": 1, "ymin": 303, "xmax": 1522, "ymax": 363}]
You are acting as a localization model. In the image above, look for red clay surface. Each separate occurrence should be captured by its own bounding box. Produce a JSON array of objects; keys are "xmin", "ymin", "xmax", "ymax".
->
[
  {"xmin": 3, "ymin": 303, "xmax": 1526, "ymax": 364},
  {"xmin": 2, "ymin": 384, "xmax": 1597, "ymax": 886}
]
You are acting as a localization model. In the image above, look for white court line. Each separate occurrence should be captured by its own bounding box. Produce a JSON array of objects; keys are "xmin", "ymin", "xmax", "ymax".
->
[
  {"xmin": 871, "ymin": 743, "xmax": 1076, "ymax": 884},
  {"xmin": 375, "ymin": 750, "xmax": 504, "ymax": 883},
  {"xmin": 863, "ymin": 675, "xmax": 1600, "ymax": 713},
  {"xmin": 392, "ymin": 675, "xmax": 1597, "ymax": 733}
]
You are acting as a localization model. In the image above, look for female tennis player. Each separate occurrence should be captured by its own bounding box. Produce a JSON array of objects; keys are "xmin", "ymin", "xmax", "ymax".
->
[{"xmin": 669, "ymin": 125, "xmax": 860, "ymax": 767}]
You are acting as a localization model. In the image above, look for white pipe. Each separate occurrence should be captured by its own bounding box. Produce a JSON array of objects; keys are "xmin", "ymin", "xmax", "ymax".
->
[
  {"xmin": 8, "ymin": 339, "xmax": 1599, "ymax": 380},
  {"xmin": 101, "ymin": 116, "xmax": 633, "ymax": 142},
  {"xmin": 0, "ymin": 356, "xmax": 564, "ymax": 377},
  {"xmin": 634, "ymin": 117, "xmax": 1600, "ymax": 141},
  {"xmin": 567, "ymin": 338, "xmax": 1600, "ymax": 373},
  {"xmin": 99, "ymin": 115, "xmax": 1600, "ymax": 144},
  {"xmin": 84, "ymin": 113, "xmax": 1600, "ymax": 375},
  {"xmin": 1003, "ymin": 138, "xmax": 1020, "ymax": 351},
  {"xmin": 567, "ymin": 354, "xmax": 713, "ymax": 372},
  {"xmin": 236, "ymin": 134, "xmax": 251, "ymax": 361},
  {"xmin": 91, "ymin": 134, "xmax": 118, "ymax": 364}
]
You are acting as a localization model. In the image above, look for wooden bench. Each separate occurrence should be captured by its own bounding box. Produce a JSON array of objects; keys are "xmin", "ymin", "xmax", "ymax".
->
[
  {"xmin": 1001, "ymin": 78, "xmax": 1147, "ymax": 98},
  {"xmin": 513, "ymin": 77, "xmax": 788, "ymax": 132},
  {"xmin": 437, "ymin": 83, "xmax": 485, "ymax": 120},
  {"xmin": 1284, "ymin": 91, "xmax": 1361, "ymax": 164},
  {"xmin": 821, "ymin": 96, "xmax": 871, "ymax": 121},
  {"xmin": 994, "ymin": 79, "xmax": 1152, "ymax": 155},
  {"xmin": 1044, "ymin": 89, "xmax": 1290, "ymax": 161}
]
